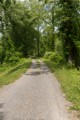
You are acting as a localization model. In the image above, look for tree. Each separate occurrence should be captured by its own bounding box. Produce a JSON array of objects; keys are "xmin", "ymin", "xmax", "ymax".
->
[
  {"xmin": 52, "ymin": 0, "xmax": 80, "ymax": 66},
  {"xmin": 0, "ymin": 0, "xmax": 40, "ymax": 62}
]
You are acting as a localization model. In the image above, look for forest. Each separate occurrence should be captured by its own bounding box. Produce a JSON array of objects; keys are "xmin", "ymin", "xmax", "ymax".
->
[
  {"xmin": 0, "ymin": 0, "xmax": 80, "ymax": 111},
  {"xmin": 0, "ymin": 0, "xmax": 80, "ymax": 67}
]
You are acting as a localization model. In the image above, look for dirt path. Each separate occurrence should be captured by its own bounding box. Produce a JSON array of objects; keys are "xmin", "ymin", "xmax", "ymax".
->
[{"xmin": 0, "ymin": 60, "xmax": 78, "ymax": 120}]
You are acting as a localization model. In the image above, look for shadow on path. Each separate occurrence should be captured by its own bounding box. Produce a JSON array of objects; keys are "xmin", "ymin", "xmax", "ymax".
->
[
  {"xmin": 25, "ymin": 61, "xmax": 50, "ymax": 76},
  {"xmin": 25, "ymin": 70, "xmax": 49, "ymax": 76}
]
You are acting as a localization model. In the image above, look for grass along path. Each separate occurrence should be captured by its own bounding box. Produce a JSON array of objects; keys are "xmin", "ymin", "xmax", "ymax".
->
[
  {"xmin": 44, "ymin": 59, "xmax": 80, "ymax": 112},
  {"xmin": 0, "ymin": 58, "xmax": 31, "ymax": 87}
]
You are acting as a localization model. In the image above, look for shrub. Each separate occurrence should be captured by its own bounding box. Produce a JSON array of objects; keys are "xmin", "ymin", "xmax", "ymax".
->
[
  {"xmin": 49, "ymin": 52, "xmax": 64, "ymax": 64},
  {"xmin": 15, "ymin": 52, "xmax": 22, "ymax": 58},
  {"xmin": 5, "ymin": 51, "xmax": 20, "ymax": 63},
  {"xmin": 9, "ymin": 56, "xmax": 19, "ymax": 63},
  {"xmin": 44, "ymin": 51, "xmax": 53, "ymax": 59},
  {"xmin": 66, "ymin": 63, "xmax": 75, "ymax": 69}
]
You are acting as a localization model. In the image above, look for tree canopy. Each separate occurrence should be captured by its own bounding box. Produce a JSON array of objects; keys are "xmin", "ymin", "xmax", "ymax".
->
[{"xmin": 0, "ymin": 0, "xmax": 80, "ymax": 67}]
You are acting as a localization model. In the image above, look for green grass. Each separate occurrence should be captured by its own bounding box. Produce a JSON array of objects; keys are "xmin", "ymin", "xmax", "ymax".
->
[
  {"xmin": 44, "ymin": 59, "xmax": 80, "ymax": 111},
  {"xmin": 0, "ymin": 58, "xmax": 31, "ymax": 87}
]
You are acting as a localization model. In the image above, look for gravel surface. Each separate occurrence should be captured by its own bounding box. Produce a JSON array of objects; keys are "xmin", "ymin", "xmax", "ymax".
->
[{"xmin": 0, "ymin": 60, "xmax": 78, "ymax": 120}]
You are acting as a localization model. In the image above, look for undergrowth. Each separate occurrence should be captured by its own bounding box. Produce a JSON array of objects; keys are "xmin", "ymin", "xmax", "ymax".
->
[
  {"xmin": 0, "ymin": 58, "xmax": 31, "ymax": 87},
  {"xmin": 44, "ymin": 59, "xmax": 80, "ymax": 111}
]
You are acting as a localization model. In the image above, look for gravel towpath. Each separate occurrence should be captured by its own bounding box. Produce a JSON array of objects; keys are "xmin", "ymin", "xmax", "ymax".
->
[{"xmin": 0, "ymin": 60, "xmax": 78, "ymax": 120}]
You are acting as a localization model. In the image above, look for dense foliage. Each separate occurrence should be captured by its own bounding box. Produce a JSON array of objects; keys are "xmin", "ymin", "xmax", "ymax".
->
[
  {"xmin": 0, "ymin": 0, "xmax": 80, "ymax": 67},
  {"xmin": 0, "ymin": 0, "xmax": 39, "ymax": 63},
  {"xmin": 55, "ymin": 0, "xmax": 80, "ymax": 66}
]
